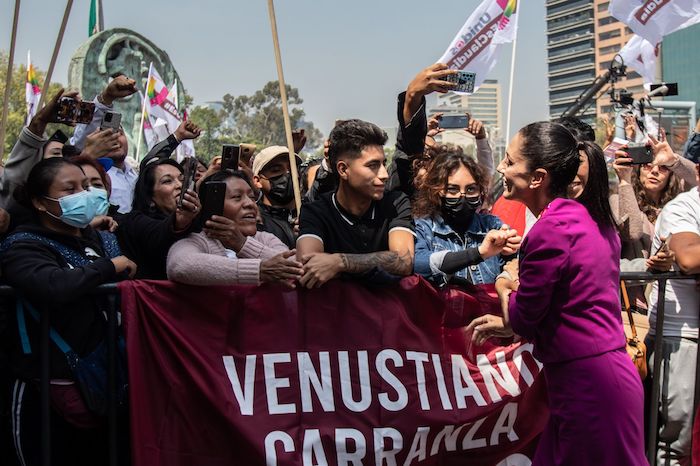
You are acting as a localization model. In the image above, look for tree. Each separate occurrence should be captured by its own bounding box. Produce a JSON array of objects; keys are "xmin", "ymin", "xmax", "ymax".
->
[
  {"xmin": 0, "ymin": 50, "xmax": 64, "ymax": 158},
  {"xmin": 222, "ymin": 81, "xmax": 323, "ymax": 150},
  {"xmin": 188, "ymin": 105, "xmax": 230, "ymax": 161}
]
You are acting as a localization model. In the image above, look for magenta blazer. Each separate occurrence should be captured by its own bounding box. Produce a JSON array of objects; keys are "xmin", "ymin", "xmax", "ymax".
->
[{"xmin": 509, "ymin": 198, "xmax": 626, "ymax": 364}]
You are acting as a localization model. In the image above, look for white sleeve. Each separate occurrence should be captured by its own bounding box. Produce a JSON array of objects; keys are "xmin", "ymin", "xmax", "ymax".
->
[{"xmin": 475, "ymin": 138, "xmax": 494, "ymax": 175}]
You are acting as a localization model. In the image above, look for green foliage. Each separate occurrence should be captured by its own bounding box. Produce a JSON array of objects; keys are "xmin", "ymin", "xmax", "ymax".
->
[
  {"xmin": 188, "ymin": 105, "xmax": 233, "ymax": 161},
  {"xmin": 222, "ymin": 81, "xmax": 323, "ymax": 149},
  {"xmin": 0, "ymin": 51, "xmax": 65, "ymax": 158}
]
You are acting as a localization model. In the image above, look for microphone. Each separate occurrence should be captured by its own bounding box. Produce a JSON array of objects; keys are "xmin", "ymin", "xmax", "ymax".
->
[{"xmin": 647, "ymin": 85, "xmax": 669, "ymax": 98}]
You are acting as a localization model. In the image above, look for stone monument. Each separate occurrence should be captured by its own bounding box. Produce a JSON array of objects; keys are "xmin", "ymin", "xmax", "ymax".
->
[{"xmin": 68, "ymin": 28, "xmax": 185, "ymax": 157}]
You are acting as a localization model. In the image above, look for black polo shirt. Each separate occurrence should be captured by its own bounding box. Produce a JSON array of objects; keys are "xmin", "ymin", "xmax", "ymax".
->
[{"xmin": 297, "ymin": 191, "xmax": 414, "ymax": 253}]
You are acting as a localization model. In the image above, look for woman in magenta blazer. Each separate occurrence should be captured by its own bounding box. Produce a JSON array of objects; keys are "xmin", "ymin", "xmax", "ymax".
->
[{"xmin": 468, "ymin": 122, "xmax": 646, "ymax": 465}]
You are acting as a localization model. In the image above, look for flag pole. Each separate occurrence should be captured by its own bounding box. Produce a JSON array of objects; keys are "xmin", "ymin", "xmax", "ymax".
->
[
  {"xmin": 505, "ymin": 34, "xmax": 518, "ymax": 144},
  {"xmin": 0, "ymin": 0, "xmax": 21, "ymax": 161},
  {"xmin": 37, "ymin": 0, "xmax": 74, "ymax": 110},
  {"xmin": 135, "ymin": 62, "xmax": 152, "ymax": 162},
  {"xmin": 266, "ymin": 0, "xmax": 302, "ymax": 214}
]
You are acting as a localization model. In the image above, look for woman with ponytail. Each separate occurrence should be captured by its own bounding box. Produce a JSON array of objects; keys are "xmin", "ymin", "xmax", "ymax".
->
[{"xmin": 467, "ymin": 122, "xmax": 645, "ymax": 464}]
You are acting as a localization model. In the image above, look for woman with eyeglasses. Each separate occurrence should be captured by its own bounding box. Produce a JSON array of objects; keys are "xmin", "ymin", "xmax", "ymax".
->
[{"xmin": 413, "ymin": 145, "xmax": 521, "ymax": 287}]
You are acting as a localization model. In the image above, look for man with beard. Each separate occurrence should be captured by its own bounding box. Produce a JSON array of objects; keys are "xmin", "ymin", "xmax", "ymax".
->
[{"xmin": 253, "ymin": 145, "xmax": 303, "ymax": 249}]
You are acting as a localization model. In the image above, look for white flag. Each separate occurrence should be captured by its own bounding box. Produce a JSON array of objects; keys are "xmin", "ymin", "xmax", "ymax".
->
[
  {"xmin": 609, "ymin": 0, "xmax": 700, "ymax": 44},
  {"xmin": 438, "ymin": 0, "xmax": 518, "ymax": 92},
  {"xmin": 618, "ymin": 35, "xmax": 659, "ymax": 84}
]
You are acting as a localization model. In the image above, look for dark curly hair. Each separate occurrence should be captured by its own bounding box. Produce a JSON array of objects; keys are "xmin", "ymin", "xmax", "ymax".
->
[
  {"xmin": 412, "ymin": 145, "xmax": 489, "ymax": 219},
  {"xmin": 631, "ymin": 165, "xmax": 682, "ymax": 224}
]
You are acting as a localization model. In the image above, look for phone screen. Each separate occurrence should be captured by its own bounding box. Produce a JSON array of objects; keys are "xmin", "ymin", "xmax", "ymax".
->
[
  {"xmin": 200, "ymin": 181, "xmax": 227, "ymax": 222},
  {"xmin": 440, "ymin": 115, "xmax": 470, "ymax": 129},
  {"xmin": 221, "ymin": 145, "xmax": 240, "ymax": 170}
]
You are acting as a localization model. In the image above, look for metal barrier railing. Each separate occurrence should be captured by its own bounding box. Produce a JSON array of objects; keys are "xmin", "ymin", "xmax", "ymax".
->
[
  {"xmin": 0, "ymin": 284, "xmax": 120, "ymax": 466},
  {"xmin": 620, "ymin": 271, "xmax": 699, "ymax": 466},
  {"xmin": 1, "ymin": 274, "xmax": 697, "ymax": 466}
]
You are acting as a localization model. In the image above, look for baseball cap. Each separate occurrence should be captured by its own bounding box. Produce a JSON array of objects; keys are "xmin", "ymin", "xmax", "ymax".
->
[{"xmin": 252, "ymin": 145, "xmax": 302, "ymax": 176}]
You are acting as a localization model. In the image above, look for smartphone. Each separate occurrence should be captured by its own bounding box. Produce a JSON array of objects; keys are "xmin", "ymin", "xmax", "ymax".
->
[
  {"xmin": 221, "ymin": 144, "xmax": 240, "ymax": 170},
  {"xmin": 55, "ymin": 97, "xmax": 78, "ymax": 123},
  {"xmin": 101, "ymin": 111, "xmax": 122, "ymax": 132},
  {"xmin": 239, "ymin": 143, "xmax": 255, "ymax": 167},
  {"xmin": 440, "ymin": 114, "xmax": 470, "ymax": 129},
  {"xmin": 200, "ymin": 181, "xmax": 227, "ymax": 222},
  {"xmin": 178, "ymin": 157, "xmax": 198, "ymax": 208},
  {"xmin": 626, "ymin": 143, "xmax": 653, "ymax": 165},
  {"xmin": 444, "ymin": 71, "xmax": 477, "ymax": 93},
  {"xmin": 651, "ymin": 233, "xmax": 673, "ymax": 257},
  {"xmin": 76, "ymin": 101, "xmax": 96, "ymax": 124}
]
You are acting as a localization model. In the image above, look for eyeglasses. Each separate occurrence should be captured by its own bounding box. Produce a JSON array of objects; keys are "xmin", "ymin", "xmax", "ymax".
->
[
  {"xmin": 444, "ymin": 186, "xmax": 480, "ymax": 197},
  {"xmin": 641, "ymin": 163, "xmax": 670, "ymax": 173}
]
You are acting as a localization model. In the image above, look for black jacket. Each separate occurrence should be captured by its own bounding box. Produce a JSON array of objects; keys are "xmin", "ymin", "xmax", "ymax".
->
[
  {"xmin": 258, "ymin": 203, "xmax": 297, "ymax": 249},
  {"xmin": 0, "ymin": 225, "xmax": 119, "ymax": 379},
  {"xmin": 386, "ymin": 91, "xmax": 428, "ymax": 198},
  {"xmin": 116, "ymin": 209, "xmax": 191, "ymax": 280}
]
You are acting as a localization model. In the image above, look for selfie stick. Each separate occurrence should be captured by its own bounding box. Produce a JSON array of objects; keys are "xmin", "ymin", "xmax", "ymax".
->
[
  {"xmin": 0, "ymin": 0, "xmax": 21, "ymax": 162},
  {"xmin": 37, "ymin": 0, "xmax": 74, "ymax": 110},
  {"xmin": 267, "ymin": 0, "xmax": 302, "ymax": 213}
]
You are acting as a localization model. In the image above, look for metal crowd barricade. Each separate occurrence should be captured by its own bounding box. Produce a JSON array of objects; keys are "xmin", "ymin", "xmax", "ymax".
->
[
  {"xmin": 620, "ymin": 271, "xmax": 699, "ymax": 466},
  {"xmin": 1, "ymin": 273, "xmax": 698, "ymax": 466},
  {"xmin": 0, "ymin": 284, "xmax": 120, "ymax": 466}
]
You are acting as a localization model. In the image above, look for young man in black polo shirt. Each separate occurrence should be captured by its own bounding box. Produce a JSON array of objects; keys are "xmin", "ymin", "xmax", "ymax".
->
[
  {"xmin": 253, "ymin": 145, "xmax": 302, "ymax": 249},
  {"xmin": 296, "ymin": 119, "xmax": 415, "ymax": 288}
]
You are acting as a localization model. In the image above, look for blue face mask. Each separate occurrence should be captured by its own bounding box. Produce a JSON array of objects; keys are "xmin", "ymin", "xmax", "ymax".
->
[
  {"xmin": 89, "ymin": 187, "xmax": 110, "ymax": 216},
  {"xmin": 44, "ymin": 189, "xmax": 101, "ymax": 228}
]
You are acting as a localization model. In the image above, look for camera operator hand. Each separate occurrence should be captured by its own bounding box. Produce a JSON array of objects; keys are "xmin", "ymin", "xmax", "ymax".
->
[
  {"xmin": 613, "ymin": 148, "xmax": 634, "ymax": 185},
  {"xmin": 465, "ymin": 116, "xmax": 487, "ymax": 140},
  {"xmin": 81, "ymin": 128, "xmax": 121, "ymax": 160},
  {"xmin": 404, "ymin": 64, "xmax": 457, "ymax": 125},
  {"xmin": 28, "ymin": 88, "xmax": 80, "ymax": 135},
  {"xmin": 174, "ymin": 190, "xmax": 201, "ymax": 232}
]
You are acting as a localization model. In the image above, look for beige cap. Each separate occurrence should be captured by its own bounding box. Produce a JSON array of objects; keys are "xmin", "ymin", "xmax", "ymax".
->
[{"xmin": 252, "ymin": 145, "xmax": 302, "ymax": 176}]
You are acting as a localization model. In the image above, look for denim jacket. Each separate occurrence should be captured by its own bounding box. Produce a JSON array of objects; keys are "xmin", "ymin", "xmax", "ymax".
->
[{"xmin": 414, "ymin": 213, "xmax": 506, "ymax": 286}]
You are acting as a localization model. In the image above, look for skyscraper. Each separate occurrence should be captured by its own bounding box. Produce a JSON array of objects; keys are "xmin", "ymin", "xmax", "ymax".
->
[
  {"xmin": 662, "ymin": 23, "xmax": 700, "ymax": 117},
  {"xmin": 545, "ymin": 0, "xmax": 597, "ymax": 122},
  {"xmin": 433, "ymin": 80, "xmax": 504, "ymax": 159}
]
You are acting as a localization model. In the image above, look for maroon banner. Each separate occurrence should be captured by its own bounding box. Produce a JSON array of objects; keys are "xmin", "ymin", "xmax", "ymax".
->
[{"xmin": 120, "ymin": 277, "xmax": 548, "ymax": 466}]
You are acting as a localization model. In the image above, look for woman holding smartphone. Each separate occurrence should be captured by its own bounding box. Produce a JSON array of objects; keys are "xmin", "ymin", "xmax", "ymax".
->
[
  {"xmin": 166, "ymin": 170, "xmax": 304, "ymax": 287},
  {"xmin": 468, "ymin": 122, "xmax": 646, "ymax": 465}
]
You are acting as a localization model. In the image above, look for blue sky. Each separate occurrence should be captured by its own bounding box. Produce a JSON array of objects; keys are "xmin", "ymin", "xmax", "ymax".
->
[{"xmin": 1, "ymin": 0, "xmax": 549, "ymax": 139}]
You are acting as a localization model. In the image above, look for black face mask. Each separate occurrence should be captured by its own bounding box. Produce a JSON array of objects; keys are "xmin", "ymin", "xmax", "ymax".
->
[
  {"xmin": 440, "ymin": 195, "xmax": 481, "ymax": 225},
  {"xmin": 267, "ymin": 172, "xmax": 295, "ymax": 205}
]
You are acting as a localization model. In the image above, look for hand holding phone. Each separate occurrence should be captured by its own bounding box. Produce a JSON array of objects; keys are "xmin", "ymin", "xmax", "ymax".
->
[
  {"xmin": 221, "ymin": 145, "xmax": 240, "ymax": 171},
  {"xmin": 100, "ymin": 111, "xmax": 122, "ymax": 132},
  {"xmin": 178, "ymin": 157, "xmax": 198, "ymax": 208},
  {"xmin": 200, "ymin": 181, "xmax": 227, "ymax": 222},
  {"xmin": 56, "ymin": 97, "xmax": 96, "ymax": 124},
  {"xmin": 625, "ymin": 143, "xmax": 653, "ymax": 165}
]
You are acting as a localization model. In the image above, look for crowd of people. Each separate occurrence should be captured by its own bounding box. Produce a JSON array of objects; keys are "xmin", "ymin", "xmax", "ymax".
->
[{"xmin": 0, "ymin": 61, "xmax": 698, "ymax": 465}]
